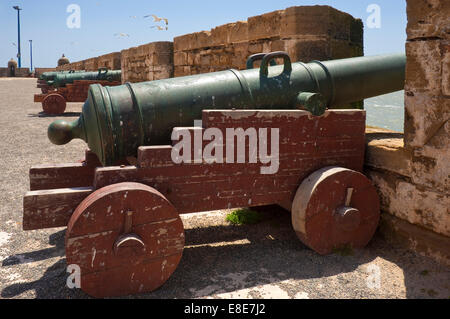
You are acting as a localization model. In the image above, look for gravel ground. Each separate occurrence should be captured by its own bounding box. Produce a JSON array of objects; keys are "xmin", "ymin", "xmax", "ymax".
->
[{"xmin": 0, "ymin": 78, "xmax": 449, "ymax": 299}]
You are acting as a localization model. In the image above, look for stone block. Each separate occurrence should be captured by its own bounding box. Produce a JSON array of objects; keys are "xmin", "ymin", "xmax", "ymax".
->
[
  {"xmin": 404, "ymin": 92, "xmax": 450, "ymax": 148},
  {"xmin": 285, "ymin": 38, "xmax": 330, "ymax": 62},
  {"xmin": 174, "ymin": 66, "xmax": 185, "ymax": 77},
  {"xmin": 174, "ymin": 33, "xmax": 195, "ymax": 51},
  {"xmin": 410, "ymin": 125, "xmax": 450, "ymax": 192},
  {"xmin": 229, "ymin": 21, "xmax": 249, "ymax": 43},
  {"xmin": 174, "ymin": 51, "xmax": 187, "ymax": 66},
  {"xmin": 442, "ymin": 41, "xmax": 450, "ymax": 96},
  {"xmin": 365, "ymin": 128, "xmax": 412, "ymax": 177},
  {"xmin": 407, "ymin": 0, "xmax": 450, "ymax": 40},
  {"xmin": 153, "ymin": 52, "xmax": 173, "ymax": 65},
  {"xmin": 247, "ymin": 10, "xmax": 283, "ymax": 41},
  {"xmin": 405, "ymin": 40, "xmax": 442, "ymax": 96},
  {"xmin": 367, "ymin": 170, "xmax": 450, "ymax": 237},
  {"xmin": 211, "ymin": 23, "xmax": 232, "ymax": 46},
  {"xmin": 330, "ymin": 40, "xmax": 363, "ymax": 60}
]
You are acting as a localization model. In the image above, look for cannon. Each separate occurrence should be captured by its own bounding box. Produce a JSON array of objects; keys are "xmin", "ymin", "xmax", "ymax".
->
[
  {"xmin": 48, "ymin": 52, "xmax": 405, "ymax": 166},
  {"xmin": 37, "ymin": 70, "xmax": 86, "ymax": 94},
  {"xmin": 34, "ymin": 68, "xmax": 122, "ymax": 114},
  {"xmin": 46, "ymin": 68, "xmax": 122, "ymax": 88},
  {"xmin": 39, "ymin": 70, "xmax": 86, "ymax": 82},
  {"xmin": 24, "ymin": 52, "xmax": 405, "ymax": 297}
]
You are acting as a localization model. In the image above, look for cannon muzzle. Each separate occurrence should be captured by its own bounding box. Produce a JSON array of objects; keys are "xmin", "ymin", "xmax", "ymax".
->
[{"xmin": 48, "ymin": 52, "xmax": 405, "ymax": 166}]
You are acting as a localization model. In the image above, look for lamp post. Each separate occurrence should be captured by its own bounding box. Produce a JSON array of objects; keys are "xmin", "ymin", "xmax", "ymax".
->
[
  {"xmin": 29, "ymin": 40, "xmax": 33, "ymax": 71},
  {"xmin": 13, "ymin": 6, "xmax": 22, "ymax": 68}
]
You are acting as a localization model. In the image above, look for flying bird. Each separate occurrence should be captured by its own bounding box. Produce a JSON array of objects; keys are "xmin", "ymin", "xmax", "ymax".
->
[
  {"xmin": 144, "ymin": 14, "xmax": 168, "ymax": 25},
  {"xmin": 150, "ymin": 25, "xmax": 167, "ymax": 31},
  {"xmin": 114, "ymin": 33, "xmax": 130, "ymax": 38}
]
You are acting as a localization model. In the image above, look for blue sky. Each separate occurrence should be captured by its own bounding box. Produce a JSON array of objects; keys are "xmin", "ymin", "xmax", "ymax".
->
[{"xmin": 0, "ymin": 0, "xmax": 407, "ymax": 69}]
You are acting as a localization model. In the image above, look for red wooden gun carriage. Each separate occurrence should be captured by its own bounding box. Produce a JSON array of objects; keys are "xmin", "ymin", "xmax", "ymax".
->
[{"xmin": 23, "ymin": 109, "xmax": 379, "ymax": 298}]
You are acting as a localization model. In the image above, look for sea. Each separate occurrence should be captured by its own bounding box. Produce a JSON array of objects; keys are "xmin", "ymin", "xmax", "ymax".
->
[{"xmin": 364, "ymin": 90, "xmax": 405, "ymax": 132}]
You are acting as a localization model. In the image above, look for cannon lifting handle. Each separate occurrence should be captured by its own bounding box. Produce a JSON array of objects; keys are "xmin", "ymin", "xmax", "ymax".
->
[
  {"xmin": 260, "ymin": 51, "xmax": 292, "ymax": 77},
  {"xmin": 246, "ymin": 53, "xmax": 277, "ymax": 70}
]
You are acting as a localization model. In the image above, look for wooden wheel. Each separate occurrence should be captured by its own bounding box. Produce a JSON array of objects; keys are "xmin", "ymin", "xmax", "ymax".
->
[
  {"xmin": 291, "ymin": 167, "xmax": 380, "ymax": 255},
  {"xmin": 65, "ymin": 182, "xmax": 185, "ymax": 298},
  {"xmin": 42, "ymin": 93, "xmax": 66, "ymax": 114}
]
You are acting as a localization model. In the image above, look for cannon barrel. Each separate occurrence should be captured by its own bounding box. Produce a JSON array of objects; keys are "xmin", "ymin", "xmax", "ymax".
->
[
  {"xmin": 47, "ymin": 68, "xmax": 122, "ymax": 88},
  {"xmin": 39, "ymin": 70, "xmax": 86, "ymax": 82},
  {"xmin": 48, "ymin": 52, "xmax": 406, "ymax": 166}
]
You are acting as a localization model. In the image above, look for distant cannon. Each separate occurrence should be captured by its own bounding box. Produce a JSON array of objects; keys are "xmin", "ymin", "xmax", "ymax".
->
[
  {"xmin": 34, "ymin": 68, "xmax": 122, "ymax": 114},
  {"xmin": 39, "ymin": 70, "xmax": 85, "ymax": 82},
  {"xmin": 46, "ymin": 68, "xmax": 121, "ymax": 88},
  {"xmin": 37, "ymin": 70, "xmax": 85, "ymax": 93}
]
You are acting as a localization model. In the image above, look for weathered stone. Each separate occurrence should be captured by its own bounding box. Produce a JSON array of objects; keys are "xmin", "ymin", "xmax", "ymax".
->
[
  {"xmin": 330, "ymin": 40, "xmax": 364, "ymax": 60},
  {"xmin": 153, "ymin": 52, "xmax": 172, "ymax": 65},
  {"xmin": 379, "ymin": 213, "xmax": 450, "ymax": 266},
  {"xmin": 211, "ymin": 23, "xmax": 232, "ymax": 46},
  {"xmin": 350, "ymin": 19, "xmax": 364, "ymax": 45},
  {"xmin": 270, "ymin": 39, "xmax": 286, "ymax": 52},
  {"xmin": 84, "ymin": 57, "xmax": 99, "ymax": 71},
  {"xmin": 280, "ymin": 6, "xmax": 354, "ymax": 39},
  {"xmin": 442, "ymin": 41, "xmax": 450, "ymax": 96},
  {"xmin": 284, "ymin": 38, "xmax": 330, "ymax": 62},
  {"xmin": 365, "ymin": 128, "xmax": 412, "ymax": 177},
  {"xmin": 407, "ymin": 0, "xmax": 450, "ymax": 40},
  {"xmin": 247, "ymin": 10, "xmax": 283, "ymax": 41},
  {"xmin": 174, "ymin": 33, "xmax": 194, "ymax": 51},
  {"xmin": 405, "ymin": 40, "xmax": 442, "ymax": 96},
  {"xmin": 248, "ymin": 42, "xmax": 263, "ymax": 54},
  {"xmin": 410, "ymin": 127, "xmax": 450, "ymax": 193},
  {"xmin": 97, "ymin": 52, "xmax": 121, "ymax": 70},
  {"xmin": 174, "ymin": 51, "xmax": 187, "ymax": 66},
  {"xmin": 404, "ymin": 92, "xmax": 450, "ymax": 148},
  {"xmin": 171, "ymin": 5, "xmax": 362, "ymax": 77},
  {"xmin": 229, "ymin": 21, "xmax": 249, "ymax": 43},
  {"xmin": 367, "ymin": 170, "xmax": 450, "ymax": 237},
  {"xmin": 120, "ymin": 41, "xmax": 174, "ymax": 83},
  {"xmin": 174, "ymin": 66, "xmax": 185, "ymax": 78}
]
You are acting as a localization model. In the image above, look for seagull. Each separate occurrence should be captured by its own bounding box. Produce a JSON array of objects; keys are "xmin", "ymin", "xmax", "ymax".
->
[
  {"xmin": 114, "ymin": 33, "xmax": 130, "ymax": 38},
  {"xmin": 144, "ymin": 14, "xmax": 168, "ymax": 25},
  {"xmin": 150, "ymin": 26, "xmax": 167, "ymax": 31}
]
